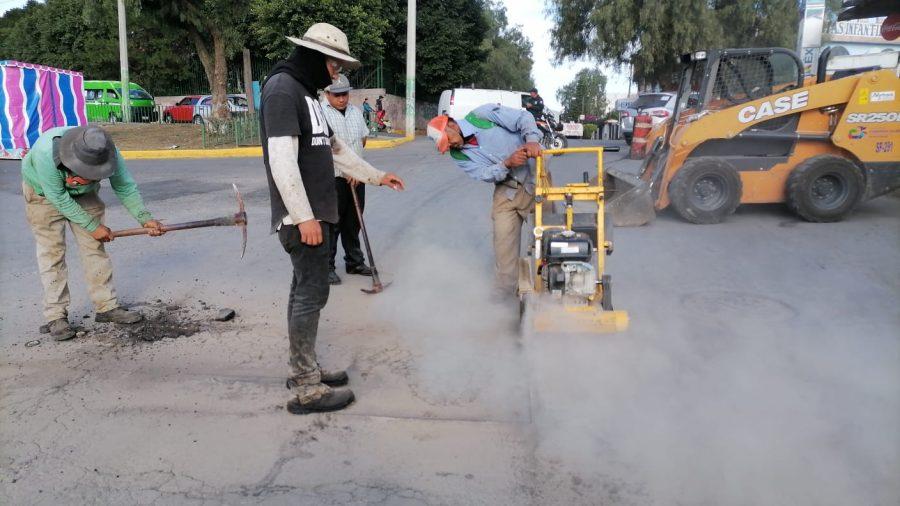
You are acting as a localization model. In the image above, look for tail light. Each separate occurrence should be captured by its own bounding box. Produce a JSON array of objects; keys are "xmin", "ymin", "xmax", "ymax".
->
[
  {"xmin": 449, "ymin": 91, "xmax": 454, "ymax": 106},
  {"xmin": 651, "ymin": 110, "xmax": 670, "ymax": 118},
  {"xmin": 620, "ymin": 111, "xmax": 630, "ymax": 118}
]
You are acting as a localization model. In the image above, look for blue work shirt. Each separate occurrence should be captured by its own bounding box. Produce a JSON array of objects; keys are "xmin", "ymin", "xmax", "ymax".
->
[{"xmin": 449, "ymin": 104, "xmax": 542, "ymax": 199}]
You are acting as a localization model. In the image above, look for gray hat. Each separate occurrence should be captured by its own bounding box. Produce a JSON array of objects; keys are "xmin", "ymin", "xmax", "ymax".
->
[
  {"xmin": 56, "ymin": 126, "xmax": 117, "ymax": 180},
  {"xmin": 325, "ymin": 74, "xmax": 352, "ymax": 93}
]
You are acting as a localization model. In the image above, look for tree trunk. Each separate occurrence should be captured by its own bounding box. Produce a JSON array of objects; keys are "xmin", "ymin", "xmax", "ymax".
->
[
  {"xmin": 211, "ymin": 27, "xmax": 229, "ymax": 121},
  {"xmin": 189, "ymin": 26, "xmax": 230, "ymax": 123},
  {"xmin": 189, "ymin": 27, "xmax": 215, "ymax": 88}
]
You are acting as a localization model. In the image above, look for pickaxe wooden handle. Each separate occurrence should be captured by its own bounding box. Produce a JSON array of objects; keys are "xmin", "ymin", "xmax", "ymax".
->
[{"xmin": 111, "ymin": 183, "xmax": 248, "ymax": 258}]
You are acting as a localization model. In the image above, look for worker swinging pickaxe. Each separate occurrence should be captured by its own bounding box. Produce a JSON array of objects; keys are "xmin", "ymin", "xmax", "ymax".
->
[{"xmin": 109, "ymin": 183, "xmax": 248, "ymax": 258}]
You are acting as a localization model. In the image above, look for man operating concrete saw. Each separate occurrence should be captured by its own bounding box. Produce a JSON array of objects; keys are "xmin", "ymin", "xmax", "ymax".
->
[
  {"xmin": 426, "ymin": 104, "xmax": 542, "ymax": 297},
  {"xmin": 260, "ymin": 22, "xmax": 405, "ymax": 415}
]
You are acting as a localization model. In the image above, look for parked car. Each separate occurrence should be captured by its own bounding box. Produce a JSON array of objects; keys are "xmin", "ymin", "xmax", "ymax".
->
[
  {"xmin": 438, "ymin": 88, "xmax": 529, "ymax": 119},
  {"xmin": 620, "ymin": 92, "xmax": 676, "ymax": 144},
  {"xmin": 83, "ymin": 80, "xmax": 157, "ymax": 123},
  {"xmin": 162, "ymin": 94, "xmax": 249, "ymax": 124}
]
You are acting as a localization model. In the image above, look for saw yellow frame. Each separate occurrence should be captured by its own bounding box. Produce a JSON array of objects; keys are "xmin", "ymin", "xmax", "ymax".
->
[{"xmin": 523, "ymin": 146, "xmax": 628, "ymax": 333}]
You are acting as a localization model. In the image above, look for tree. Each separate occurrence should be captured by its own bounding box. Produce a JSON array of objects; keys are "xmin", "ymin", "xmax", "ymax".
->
[
  {"xmin": 548, "ymin": 0, "xmax": 800, "ymax": 88},
  {"xmin": 476, "ymin": 1, "xmax": 535, "ymax": 91},
  {"xmin": 381, "ymin": 0, "xmax": 489, "ymax": 102},
  {"xmin": 140, "ymin": 0, "xmax": 248, "ymax": 120},
  {"xmin": 0, "ymin": 0, "xmax": 194, "ymax": 97},
  {"xmin": 556, "ymin": 68, "xmax": 607, "ymax": 121},
  {"xmin": 249, "ymin": 0, "xmax": 389, "ymax": 63}
]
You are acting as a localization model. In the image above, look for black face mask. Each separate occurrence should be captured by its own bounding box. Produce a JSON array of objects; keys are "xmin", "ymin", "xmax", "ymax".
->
[{"xmin": 263, "ymin": 46, "xmax": 332, "ymax": 94}]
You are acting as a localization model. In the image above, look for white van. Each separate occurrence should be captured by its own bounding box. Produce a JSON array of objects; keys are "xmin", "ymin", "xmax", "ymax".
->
[{"xmin": 438, "ymin": 88, "xmax": 530, "ymax": 119}]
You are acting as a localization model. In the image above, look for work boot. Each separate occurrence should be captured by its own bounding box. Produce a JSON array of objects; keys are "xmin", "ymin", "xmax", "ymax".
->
[
  {"xmin": 48, "ymin": 318, "xmax": 76, "ymax": 341},
  {"xmin": 95, "ymin": 307, "xmax": 144, "ymax": 324},
  {"xmin": 319, "ymin": 368, "xmax": 349, "ymax": 387},
  {"xmin": 346, "ymin": 264, "xmax": 373, "ymax": 276},
  {"xmin": 285, "ymin": 382, "xmax": 355, "ymax": 415},
  {"xmin": 328, "ymin": 270, "xmax": 342, "ymax": 285}
]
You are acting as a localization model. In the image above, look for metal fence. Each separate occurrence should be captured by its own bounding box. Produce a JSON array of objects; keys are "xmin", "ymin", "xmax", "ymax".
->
[
  {"xmin": 201, "ymin": 114, "xmax": 260, "ymax": 148},
  {"xmin": 95, "ymin": 57, "xmax": 389, "ymax": 124}
]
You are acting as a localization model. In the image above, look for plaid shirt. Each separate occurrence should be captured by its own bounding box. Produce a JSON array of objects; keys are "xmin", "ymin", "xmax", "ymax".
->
[{"xmin": 321, "ymin": 102, "xmax": 368, "ymax": 176}]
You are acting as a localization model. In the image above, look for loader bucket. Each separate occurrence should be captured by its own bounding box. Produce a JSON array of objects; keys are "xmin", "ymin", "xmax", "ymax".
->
[
  {"xmin": 601, "ymin": 137, "xmax": 671, "ymax": 227},
  {"xmin": 604, "ymin": 169, "xmax": 655, "ymax": 227}
]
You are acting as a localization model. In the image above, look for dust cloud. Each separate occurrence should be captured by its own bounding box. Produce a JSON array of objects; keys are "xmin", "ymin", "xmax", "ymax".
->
[{"xmin": 368, "ymin": 212, "xmax": 898, "ymax": 505}]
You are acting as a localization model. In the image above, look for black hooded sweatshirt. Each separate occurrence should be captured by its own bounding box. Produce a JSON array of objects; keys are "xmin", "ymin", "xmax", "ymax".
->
[{"xmin": 260, "ymin": 47, "xmax": 338, "ymax": 231}]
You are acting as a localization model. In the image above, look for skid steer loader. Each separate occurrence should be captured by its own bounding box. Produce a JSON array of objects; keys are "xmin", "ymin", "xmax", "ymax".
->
[
  {"xmin": 607, "ymin": 47, "xmax": 900, "ymax": 225},
  {"xmin": 518, "ymin": 147, "xmax": 629, "ymax": 334}
]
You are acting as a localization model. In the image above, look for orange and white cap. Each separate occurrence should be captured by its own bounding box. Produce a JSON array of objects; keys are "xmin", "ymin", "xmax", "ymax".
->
[{"xmin": 427, "ymin": 115, "xmax": 451, "ymax": 154}]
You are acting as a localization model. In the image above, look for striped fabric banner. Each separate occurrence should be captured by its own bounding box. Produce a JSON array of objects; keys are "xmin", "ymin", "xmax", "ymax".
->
[{"xmin": 1, "ymin": 60, "xmax": 86, "ymax": 159}]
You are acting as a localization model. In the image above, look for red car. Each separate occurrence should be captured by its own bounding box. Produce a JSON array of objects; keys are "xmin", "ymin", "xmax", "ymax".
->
[
  {"xmin": 162, "ymin": 95, "xmax": 204, "ymax": 124},
  {"xmin": 163, "ymin": 94, "xmax": 250, "ymax": 124}
]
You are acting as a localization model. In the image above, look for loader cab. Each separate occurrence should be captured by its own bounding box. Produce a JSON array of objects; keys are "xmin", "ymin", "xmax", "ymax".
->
[
  {"xmin": 673, "ymin": 48, "xmax": 804, "ymax": 122},
  {"xmin": 665, "ymin": 48, "xmax": 806, "ymax": 160}
]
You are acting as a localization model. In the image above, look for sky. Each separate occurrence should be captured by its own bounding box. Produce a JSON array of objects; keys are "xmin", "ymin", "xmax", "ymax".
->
[
  {"xmin": 499, "ymin": 0, "xmax": 632, "ymax": 109},
  {"xmin": 0, "ymin": 0, "xmax": 631, "ymax": 108}
]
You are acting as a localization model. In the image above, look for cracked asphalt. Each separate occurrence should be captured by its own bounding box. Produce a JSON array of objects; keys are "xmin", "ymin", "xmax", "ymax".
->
[{"xmin": 1, "ymin": 139, "xmax": 898, "ymax": 505}]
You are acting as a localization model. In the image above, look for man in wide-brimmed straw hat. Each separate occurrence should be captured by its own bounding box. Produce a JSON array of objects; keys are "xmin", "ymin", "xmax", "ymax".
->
[
  {"xmin": 259, "ymin": 23, "xmax": 406, "ymax": 415},
  {"xmin": 20, "ymin": 126, "xmax": 165, "ymax": 341}
]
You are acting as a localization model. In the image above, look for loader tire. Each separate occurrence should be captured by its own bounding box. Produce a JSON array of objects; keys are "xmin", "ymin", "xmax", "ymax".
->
[
  {"xmin": 786, "ymin": 155, "xmax": 864, "ymax": 222},
  {"xmin": 668, "ymin": 158, "xmax": 742, "ymax": 224}
]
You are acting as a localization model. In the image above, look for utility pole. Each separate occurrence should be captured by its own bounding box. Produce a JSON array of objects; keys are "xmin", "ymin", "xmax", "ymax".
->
[
  {"xmin": 405, "ymin": 0, "xmax": 415, "ymax": 139},
  {"xmin": 117, "ymin": 0, "xmax": 131, "ymax": 123},
  {"xmin": 626, "ymin": 62, "xmax": 633, "ymax": 99}
]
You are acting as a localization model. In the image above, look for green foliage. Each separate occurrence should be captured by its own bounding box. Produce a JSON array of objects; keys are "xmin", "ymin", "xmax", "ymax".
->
[
  {"xmin": 140, "ymin": 0, "xmax": 250, "ymax": 118},
  {"xmin": 380, "ymin": 0, "xmax": 489, "ymax": 101},
  {"xmin": 249, "ymin": 0, "xmax": 389, "ymax": 62},
  {"xmin": 557, "ymin": 68, "xmax": 607, "ymax": 121},
  {"xmin": 548, "ymin": 0, "xmax": 801, "ymax": 87},
  {"xmin": 0, "ymin": 0, "xmax": 194, "ymax": 95},
  {"xmin": 581, "ymin": 123, "xmax": 598, "ymax": 139},
  {"xmin": 475, "ymin": 1, "xmax": 534, "ymax": 91},
  {"xmin": 0, "ymin": 0, "xmax": 533, "ymax": 106}
]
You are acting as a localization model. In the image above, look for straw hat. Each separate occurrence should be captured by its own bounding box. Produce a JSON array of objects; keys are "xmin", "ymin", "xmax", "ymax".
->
[{"xmin": 286, "ymin": 23, "xmax": 361, "ymax": 70}]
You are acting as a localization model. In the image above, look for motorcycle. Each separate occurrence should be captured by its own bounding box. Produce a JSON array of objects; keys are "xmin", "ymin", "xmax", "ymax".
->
[
  {"xmin": 372, "ymin": 110, "xmax": 393, "ymax": 134},
  {"xmin": 535, "ymin": 111, "xmax": 568, "ymax": 149}
]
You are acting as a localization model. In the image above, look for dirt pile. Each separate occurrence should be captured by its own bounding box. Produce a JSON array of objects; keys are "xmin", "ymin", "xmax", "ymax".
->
[{"xmin": 84, "ymin": 301, "xmax": 236, "ymax": 343}]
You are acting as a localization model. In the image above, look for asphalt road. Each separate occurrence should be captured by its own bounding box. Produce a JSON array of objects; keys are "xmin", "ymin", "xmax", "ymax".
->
[{"xmin": 1, "ymin": 139, "xmax": 898, "ymax": 505}]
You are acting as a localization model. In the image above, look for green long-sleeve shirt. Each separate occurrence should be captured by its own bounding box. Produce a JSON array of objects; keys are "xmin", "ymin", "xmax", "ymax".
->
[{"xmin": 21, "ymin": 127, "xmax": 153, "ymax": 232}]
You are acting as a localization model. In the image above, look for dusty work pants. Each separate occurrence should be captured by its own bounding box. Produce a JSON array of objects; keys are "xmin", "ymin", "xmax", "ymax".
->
[
  {"xmin": 329, "ymin": 177, "xmax": 366, "ymax": 272},
  {"xmin": 492, "ymin": 184, "xmax": 534, "ymax": 295},
  {"xmin": 278, "ymin": 223, "xmax": 333, "ymax": 387},
  {"xmin": 23, "ymin": 182, "xmax": 119, "ymax": 323}
]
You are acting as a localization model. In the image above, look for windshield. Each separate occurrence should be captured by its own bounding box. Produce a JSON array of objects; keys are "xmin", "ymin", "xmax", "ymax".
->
[
  {"xmin": 633, "ymin": 94, "xmax": 671, "ymax": 109},
  {"xmin": 118, "ymin": 88, "xmax": 153, "ymax": 101}
]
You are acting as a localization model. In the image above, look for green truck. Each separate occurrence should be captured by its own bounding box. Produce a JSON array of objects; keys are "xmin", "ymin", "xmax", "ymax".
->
[{"xmin": 83, "ymin": 80, "xmax": 158, "ymax": 123}]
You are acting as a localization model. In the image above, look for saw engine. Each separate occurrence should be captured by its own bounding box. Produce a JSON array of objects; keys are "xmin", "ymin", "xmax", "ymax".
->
[{"xmin": 542, "ymin": 230, "xmax": 596, "ymax": 302}]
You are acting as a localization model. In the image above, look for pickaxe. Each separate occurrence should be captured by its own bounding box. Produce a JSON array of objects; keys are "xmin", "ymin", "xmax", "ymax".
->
[
  {"xmin": 350, "ymin": 184, "xmax": 389, "ymax": 294},
  {"xmin": 111, "ymin": 183, "xmax": 248, "ymax": 258}
]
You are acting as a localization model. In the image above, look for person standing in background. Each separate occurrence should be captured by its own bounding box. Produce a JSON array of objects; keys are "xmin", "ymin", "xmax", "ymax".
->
[{"xmin": 321, "ymin": 74, "xmax": 374, "ymax": 285}]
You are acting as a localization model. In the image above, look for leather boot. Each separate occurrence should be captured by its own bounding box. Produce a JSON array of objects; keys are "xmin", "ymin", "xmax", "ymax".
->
[
  {"xmin": 319, "ymin": 368, "xmax": 349, "ymax": 387},
  {"xmin": 285, "ymin": 383, "xmax": 355, "ymax": 414},
  {"xmin": 49, "ymin": 318, "xmax": 76, "ymax": 341},
  {"xmin": 96, "ymin": 307, "xmax": 143, "ymax": 324}
]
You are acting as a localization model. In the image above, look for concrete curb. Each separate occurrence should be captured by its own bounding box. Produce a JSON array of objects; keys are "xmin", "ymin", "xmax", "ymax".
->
[{"xmin": 120, "ymin": 136, "xmax": 414, "ymax": 160}]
